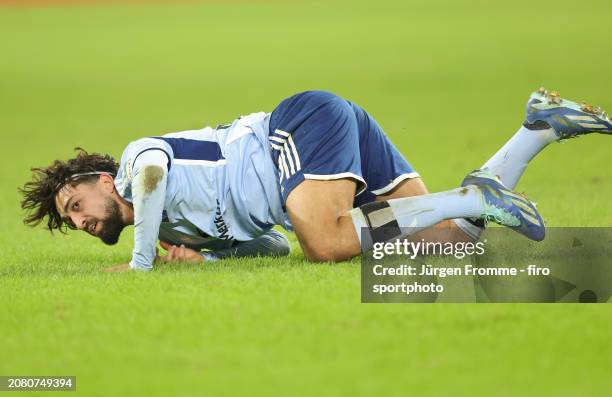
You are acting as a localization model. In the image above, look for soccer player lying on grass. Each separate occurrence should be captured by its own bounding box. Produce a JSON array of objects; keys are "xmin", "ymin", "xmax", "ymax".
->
[{"xmin": 20, "ymin": 88, "xmax": 611, "ymax": 272}]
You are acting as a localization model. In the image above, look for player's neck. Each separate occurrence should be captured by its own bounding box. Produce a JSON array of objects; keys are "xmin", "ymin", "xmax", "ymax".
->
[{"xmin": 116, "ymin": 194, "xmax": 135, "ymax": 225}]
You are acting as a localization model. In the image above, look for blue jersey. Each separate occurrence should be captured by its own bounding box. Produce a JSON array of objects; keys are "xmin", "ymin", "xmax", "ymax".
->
[{"xmin": 114, "ymin": 112, "xmax": 289, "ymax": 270}]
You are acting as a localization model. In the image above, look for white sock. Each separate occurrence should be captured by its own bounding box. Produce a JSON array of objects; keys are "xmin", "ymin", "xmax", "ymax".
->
[
  {"xmin": 388, "ymin": 185, "xmax": 484, "ymax": 227},
  {"xmin": 482, "ymin": 125, "xmax": 558, "ymax": 190},
  {"xmin": 451, "ymin": 125, "xmax": 557, "ymax": 241},
  {"xmin": 350, "ymin": 185, "xmax": 484, "ymax": 245}
]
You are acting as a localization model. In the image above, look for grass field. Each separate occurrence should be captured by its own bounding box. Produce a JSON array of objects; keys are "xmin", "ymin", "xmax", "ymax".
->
[{"xmin": 1, "ymin": 0, "xmax": 611, "ymax": 395}]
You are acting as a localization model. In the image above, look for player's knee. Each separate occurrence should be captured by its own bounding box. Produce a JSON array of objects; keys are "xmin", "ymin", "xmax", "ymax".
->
[
  {"xmin": 303, "ymin": 244, "xmax": 342, "ymax": 262},
  {"xmin": 302, "ymin": 233, "xmax": 357, "ymax": 262}
]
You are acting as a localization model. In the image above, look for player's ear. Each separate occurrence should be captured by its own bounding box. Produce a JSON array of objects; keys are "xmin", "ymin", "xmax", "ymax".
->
[{"xmin": 99, "ymin": 173, "xmax": 115, "ymax": 193}]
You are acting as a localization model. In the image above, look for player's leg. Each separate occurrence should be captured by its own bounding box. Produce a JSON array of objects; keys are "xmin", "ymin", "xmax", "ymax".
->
[
  {"xmin": 272, "ymin": 91, "xmax": 544, "ymax": 261},
  {"xmin": 349, "ymin": 167, "xmax": 545, "ymax": 253},
  {"xmin": 286, "ymin": 88, "xmax": 611, "ymax": 259},
  {"xmin": 482, "ymin": 88, "xmax": 611, "ymax": 190},
  {"xmin": 286, "ymin": 177, "xmax": 486, "ymax": 261},
  {"xmin": 285, "ymin": 179, "xmax": 361, "ymax": 261},
  {"xmin": 287, "ymin": 171, "xmax": 544, "ymax": 261},
  {"xmin": 459, "ymin": 88, "xmax": 612, "ymax": 239},
  {"xmin": 374, "ymin": 177, "xmax": 476, "ymax": 244},
  {"xmin": 270, "ymin": 91, "xmax": 479, "ymax": 261}
]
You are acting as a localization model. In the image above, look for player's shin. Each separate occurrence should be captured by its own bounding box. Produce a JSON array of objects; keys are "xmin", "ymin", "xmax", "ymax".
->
[
  {"xmin": 457, "ymin": 124, "xmax": 556, "ymax": 240},
  {"xmin": 349, "ymin": 186, "xmax": 485, "ymax": 250},
  {"xmin": 481, "ymin": 124, "xmax": 557, "ymax": 190}
]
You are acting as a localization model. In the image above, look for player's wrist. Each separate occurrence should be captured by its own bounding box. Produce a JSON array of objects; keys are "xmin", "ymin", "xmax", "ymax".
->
[{"xmin": 129, "ymin": 260, "xmax": 153, "ymax": 271}]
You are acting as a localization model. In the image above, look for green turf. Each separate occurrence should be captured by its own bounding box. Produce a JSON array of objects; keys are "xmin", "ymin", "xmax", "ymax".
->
[{"xmin": 1, "ymin": 0, "xmax": 611, "ymax": 395}]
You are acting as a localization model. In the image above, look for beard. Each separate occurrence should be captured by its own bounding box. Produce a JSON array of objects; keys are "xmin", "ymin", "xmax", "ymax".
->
[{"xmin": 98, "ymin": 197, "xmax": 125, "ymax": 245}]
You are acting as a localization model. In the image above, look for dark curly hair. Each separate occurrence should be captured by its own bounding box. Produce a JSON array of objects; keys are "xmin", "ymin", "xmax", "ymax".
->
[{"xmin": 19, "ymin": 148, "xmax": 119, "ymax": 233}]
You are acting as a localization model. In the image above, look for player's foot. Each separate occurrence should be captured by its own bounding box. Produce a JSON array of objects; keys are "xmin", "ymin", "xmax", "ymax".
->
[
  {"xmin": 462, "ymin": 169, "xmax": 545, "ymax": 241},
  {"xmin": 524, "ymin": 87, "xmax": 612, "ymax": 139}
]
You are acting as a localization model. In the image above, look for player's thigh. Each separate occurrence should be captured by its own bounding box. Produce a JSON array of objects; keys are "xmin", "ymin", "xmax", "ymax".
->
[{"xmin": 285, "ymin": 178, "xmax": 361, "ymax": 261}]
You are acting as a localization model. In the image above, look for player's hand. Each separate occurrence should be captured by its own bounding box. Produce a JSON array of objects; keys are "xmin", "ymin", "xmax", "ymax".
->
[
  {"xmin": 104, "ymin": 263, "xmax": 131, "ymax": 272},
  {"xmin": 158, "ymin": 241, "xmax": 204, "ymax": 264}
]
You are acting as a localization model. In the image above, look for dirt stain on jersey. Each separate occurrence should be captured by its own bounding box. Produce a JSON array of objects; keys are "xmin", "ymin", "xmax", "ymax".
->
[{"xmin": 143, "ymin": 166, "xmax": 164, "ymax": 193}]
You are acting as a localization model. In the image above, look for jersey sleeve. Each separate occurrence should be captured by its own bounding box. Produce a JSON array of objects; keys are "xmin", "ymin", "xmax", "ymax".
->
[
  {"xmin": 114, "ymin": 138, "xmax": 172, "ymax": 200},
  {"xmin": 201, "ymin": 229, "xmax": 290, "ymax": 261},
  {"xmin": 127, "ymin": 149, "xmax": 170, "ymax": 271}
]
